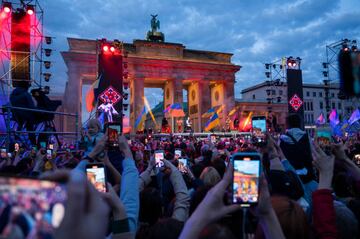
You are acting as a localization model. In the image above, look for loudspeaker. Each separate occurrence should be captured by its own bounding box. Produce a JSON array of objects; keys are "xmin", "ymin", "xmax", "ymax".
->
[{"xmin": 286, "ymin": 69, "xmax": 305, "ymax": 129}]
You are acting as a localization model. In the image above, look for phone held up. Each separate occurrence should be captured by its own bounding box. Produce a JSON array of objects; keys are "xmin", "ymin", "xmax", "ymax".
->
[
  {"xmin": 86, "ymin": 163, "xmax": 107, "ymax": 193},
  {"xmin": 0, "ymin": 176, "xmax": 67, "ymax": 233},
  {"xmin": 105, "ymin": 122, "xmax": 122, "ymax": 151},
  {"xmin": 155, "ymin": 150, "xmax": 165, "ymax": 170},
  {"xmin": 231, "ymin": 152, "xmax": 261, "ymax": 207}
]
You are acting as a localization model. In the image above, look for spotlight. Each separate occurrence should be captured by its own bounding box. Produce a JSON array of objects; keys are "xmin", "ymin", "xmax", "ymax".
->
[
  {"xmin": 273, "ymin": 64, "xmax": 276, "ymax": 69},
  {"xmin": 322, "ymin": 71, "xmax": 328, "ymax": 77},
  {"xmin": 45, "ymin": 36, "xmax": 52, "ymax": 45},
  {"xmin": 2, "ymin": 2, "xmax": 11, "ymax": 13},
  {"xmin": 110, "ymin": 46, "xmax": 115, "ymax": 52},
  {"xmin": 102, "ymin": 45, "xmax": 109, "ymax": 52},
  {"xmin": 279, "ymin": 64, "xmax": 283, "ymax": 69},
  {"xmin": 351, "ymin": 45, "xmax": 357, "ymax": 51},
  {"xmin": 265, "ymin": 72, "xmax": 270, "ymax": 78},
  {"xmin": 43, "ymin": 73, "xmax": 51, "ymax": 82},
  {"xmin": 265, "ymin": 63, "xmax": 270, "ymax": 69},
  {"xmin": 322, "ymin": 62, "xmax": 328, "ymax": 68},
  {"xmin": 342, "ymin": 43, "xmax": 349, "ymax": 51},
  {"xmin": 123, "ymin": 104, "xmax": 128, "ymax": 111},
  {"xmin": 44, "ymin": 61, "xmax": 51, "ymax": 69},
  {"xmin": 123, "ymin": 93, "xmax": 128, "ymax": 100},
  {"xmin": 44, "ymin": 49, "xmax": 52, "ymax": 57},
  {"xmin": 266, "ymin": 89, "xmax": 271, "ymax": 96},
  {"xmin": 26, "ymin": 5, "xmax": 34, "ymax": 15}
]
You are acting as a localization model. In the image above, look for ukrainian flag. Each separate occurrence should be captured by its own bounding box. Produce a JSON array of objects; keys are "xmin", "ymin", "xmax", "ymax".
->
[
  {"xmin": 204, "ymin": 112, "xmax": 220, "ymax": 131},
  {"xmin": 135, "ymin": 106, "xmax": 147, "ymax": 130}
]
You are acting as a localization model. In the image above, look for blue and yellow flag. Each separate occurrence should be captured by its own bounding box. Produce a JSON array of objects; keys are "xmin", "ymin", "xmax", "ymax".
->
[
  {"xmin": 204, "ymin": 112, "xmax": 220, "ymax": 131},
  {"xmin": 135, "ymin": 106, "xmax": 147, "ymax": 130}
]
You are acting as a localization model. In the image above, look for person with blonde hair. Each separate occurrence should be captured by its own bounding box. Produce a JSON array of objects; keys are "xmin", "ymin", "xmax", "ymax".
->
[{"xmin": 200, "ymin": 167, "xmax": 221, "ymax": 187}]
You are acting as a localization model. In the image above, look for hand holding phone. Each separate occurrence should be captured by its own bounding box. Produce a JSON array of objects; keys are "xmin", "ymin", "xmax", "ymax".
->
[{"xmin": 231, "ymin": 152, "xmax": 261, "ymax": 207}]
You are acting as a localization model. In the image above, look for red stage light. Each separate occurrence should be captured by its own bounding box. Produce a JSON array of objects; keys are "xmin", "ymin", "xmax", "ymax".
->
[
  {"xmin": 3, "ymin": 6, "xmax": 11, "ymax": 13},
  {"xmin": 103, "ymin": 45, "xmax": 109, "ymax": 52},
  {"xmin": 27, "ymin": 9, "xmax": 34, "ymax": 15},
  {"xmin": 110, "ymin": 46, "xmax": 115, "ymax": 52}
]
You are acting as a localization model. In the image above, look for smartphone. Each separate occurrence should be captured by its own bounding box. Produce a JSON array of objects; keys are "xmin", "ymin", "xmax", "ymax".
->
[
  {"xmin": 252, "ymin": 116, "xmax": 266, "ymax": 135},
  {"xmin": 231, "ymin": 152, "xmax": 261, "ymax": 207},
  {"xmin": 0, "ymin": 176, "xmax": 67, "ymax": 231},
  {"xmin": 1, "ymin": 148, "xmax": 6, "ymax": 158},
  {"xmin": 354, "ymin": 154, "xmax": 360, "ymax": 166},
  {"xmin": 14, "ymin": 143, "xmax": 19, "ymax": 152},
  {"xmin": 46, "ymin": 149, "xmax": 52, "ymax": 160},
  {"xmin": 49, "ymin": 144, "xmax": 54, "ymax": 150},
  {"xmin": 40, "ymin": 141, "xmax": 46, "ymax": 149},
  {"xmin": 155, "ymin": 150, "xmax": 165, "ymax": 168},
  {"xmin": 86, "ymin": 163, "xmax": 107, "ymax": 193},
  {"xmin": 315, "ymin": 128, "xmax": 332, "ymax": 145},
  {"xmin": 106, "ymin": 122, "xmax": 122, "ymax": 150},
  {"xmin": 175, "ymin": 149, "xmax": 182, "ymax": 158},
  {"xmin": 178, "ymin": 158, "xmax": 188, "ymax": 172}
]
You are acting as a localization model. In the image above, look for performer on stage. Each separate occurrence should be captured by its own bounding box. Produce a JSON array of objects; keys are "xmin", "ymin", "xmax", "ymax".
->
[
  {"xmin": 176, "ymin": 118, "xmax": 183, "ymax": 133},
  {"xmin": 98, "ymin": 98, "xmax": 118, "ymax": 124},
  {"xmin": 161, "ymin": 117, "xmax": 171, "ymax": 133},
  {"xmin": 185, "ymin": 117, "xmax": 192, "ymax": 132}
]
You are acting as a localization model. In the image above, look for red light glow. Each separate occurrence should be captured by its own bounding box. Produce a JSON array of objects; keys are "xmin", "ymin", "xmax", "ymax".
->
[
  {"xmin": 110, "ymin": 46, "xmax": 115, "ymax": 52},
  {"xmin": 103, "ymin": 45, "xmax": 109, "ymax": 52}
]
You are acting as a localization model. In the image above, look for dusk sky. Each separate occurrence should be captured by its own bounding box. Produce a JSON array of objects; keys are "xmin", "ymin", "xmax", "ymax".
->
[{"xmin": 42, "ymin": 0, "xmax": 360, "ymax": 107}]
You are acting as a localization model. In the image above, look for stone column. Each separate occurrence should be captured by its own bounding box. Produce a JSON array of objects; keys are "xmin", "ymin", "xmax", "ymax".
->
[
  {"xmin": 130, "ymin": 76, "xmax": 144, "ymax": 132},
  {"xmin": 198, "ymin": 80, "xmax": 211, "ymax": 131},
  {"xmin": 64, "ymin": 64, "xmax": 81, "ymax": 133},
  {"xmin": 224, "ymin": 80, "xmax": 235, "ymax": 127}
]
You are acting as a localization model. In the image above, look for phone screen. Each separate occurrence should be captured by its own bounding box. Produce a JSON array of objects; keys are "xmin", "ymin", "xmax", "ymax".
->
[
  {"xmin": 354, "ymin": 154, "xmax": 360, "ymax": 166},
  {"xmin": 40, "ymin": 142, "xmax": 46, "ymax": 149},
  {"xmin": 107, "ymin": 124, "xmax": 121, "ymax": 148},
  {"xmin": 86, "ymin": 164, "xmax": 107, "ymax": 193},
  {"xmin": 211, "ymin": 135, "xmax": 216, "ymax": 144},
  {"xmin": 14, "ymin": 143, "xmax": 19, "ymax": 152},
  {"xmin": 232, "ymin": 153, "xmax": 261, "ymax": 206},
  {"xmin": 178, "ymin": 158, "xmax": 187, "ymax": 172},
  {"xmin": 252, "ymin": 117, "xmax": 266, "ymax": 134},
  {"xmin": 155, "ymin": 151, "xmax": 164, "ymax": 168},
  {"xmin": 46, "ymin": 149, "xmax": 52, "ymax": 160},
  {"xmin": 0, "ymin": 176, "xmax": 67, "ymax": 231},
  {"xmin": 49, "ymin": 144, "xmax": 54, "ymax": 150}
]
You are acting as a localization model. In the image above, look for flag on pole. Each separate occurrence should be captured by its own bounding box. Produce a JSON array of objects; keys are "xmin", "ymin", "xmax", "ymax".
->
[
  {"xmin": 316, "ymin": 113, "xmax": 326, "ymax": 125},
  {"xmin": 202, "ymin": 107, "xmax": 215, "ymax": 118},
  {"xmin": 134, "ymin": 106, "xmax": 147, "ymax": 131},
  {"xmin": 85, "ymin": 78, "xmax": 100, "ymax": 112},
  {"xmin": 204, "ymin": 112, "xmax": 220, "ymax": 131},
  {"xmin": 163, "ymin": 103, "xmax": 185, "ymax": 117},
  {"xmin": 329, "ymin": 109, "xmax": 340, "ymax": 127},
  {"xmin": 348, "ymin": 108, "xmax": 360, "ymax": 125}
]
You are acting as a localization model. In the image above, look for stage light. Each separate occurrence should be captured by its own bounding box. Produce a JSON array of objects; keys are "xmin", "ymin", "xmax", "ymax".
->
[
  {"xmin": 110, "ymin": 46, "xmax": 115, "ymax": 52},
  {"xmin": 323, "ymin": 71, "xmax": 328, "ymax": 77},
  {"xmin": 322, "ymin": 62, "xmax": 328, "ymax": 68},
  {"xmin": 265, "ymin": 63, "xmax": 270, "ymax": 69},
  {"xmin": 123, "ymin": 93, "xmax": 128, "ymax": 100},
  {"xmin": 265, "ymin": 72, "xmax": 270, "ymax": 78},
  {"xmin": 2, "ymin": 2, "xmax": 11, "ymax": 13},
  {"xmin": 351, "ymin": 45, "xmax": 357, "ymax": 51},
  {"xmin": 102, "ymin": 45, "xmax": 109, "ymax": 52},
  {"xmin": 342, "ymin": 43, "xmax": 349, "ymax": 51},
  {"xmin": 273, "ymin": 64, "xmax": 276, "ymax": 69},
  {"xmin": 44, "ymin": 61, "xmax": 51, "ymax": 69},
  {"xmin": 44, "ymin": 49, "xmax": 52, "ymax": 57},
  {"xmin": 266, "ymin": 89, "xmax": 271, "ymax": 96},
  {"xmin": 45, "ymin": 36, "xmax": 52, "ymax": 45},
  {"xmin": 26, "ymin": 5, "xmax": 34, "ymax": 15},
  {"xmin": 43, "ymin": 73, "xmax": 51, "ymax": 82},
  {"xmin": 123, "ymin": 103, "xmax": 128, "ymax": 111}
]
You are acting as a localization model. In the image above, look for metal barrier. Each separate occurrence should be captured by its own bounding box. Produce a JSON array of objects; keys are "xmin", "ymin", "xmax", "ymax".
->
[{"xmin": 0, "ymin": 105, "xmax": 78, "ymax": 151}]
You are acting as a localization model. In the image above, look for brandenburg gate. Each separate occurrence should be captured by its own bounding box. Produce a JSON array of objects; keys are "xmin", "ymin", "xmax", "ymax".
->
[{"xmin": 61, "ymin": 27, "xmax": 240, "ymax": 132}]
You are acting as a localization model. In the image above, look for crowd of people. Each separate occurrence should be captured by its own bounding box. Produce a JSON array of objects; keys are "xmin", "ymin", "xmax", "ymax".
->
[{"xmin": 0, "ymin": 114, "xmax": 360, "ymax": 239}]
